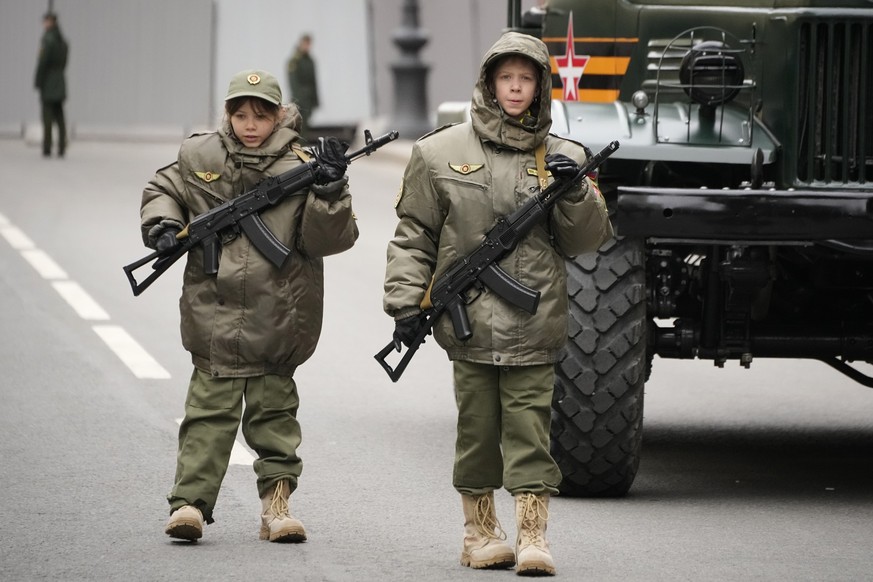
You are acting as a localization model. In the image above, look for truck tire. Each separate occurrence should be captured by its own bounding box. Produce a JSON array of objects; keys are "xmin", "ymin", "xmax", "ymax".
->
[{"xmin": 551, "ymin": 236, "xmax": 647, "ymax": 496}]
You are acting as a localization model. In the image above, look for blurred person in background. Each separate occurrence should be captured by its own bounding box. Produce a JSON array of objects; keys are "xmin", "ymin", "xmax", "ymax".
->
[
  {"xmin": 34, "ymin": 11, "xmax": 68, "ymax": 158},
  {"xmin": 286, "ymin": 33, "xmax": 320, "ymax": 141}
]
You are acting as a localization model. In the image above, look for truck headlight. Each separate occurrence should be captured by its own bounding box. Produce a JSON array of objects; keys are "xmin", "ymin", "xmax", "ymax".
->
[{"xmin": 679, "ymin": 40, "xmax": 744, "ymax": 107}]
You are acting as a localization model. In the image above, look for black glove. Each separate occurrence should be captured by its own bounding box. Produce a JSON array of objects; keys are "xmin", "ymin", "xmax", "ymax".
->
[
  {"xmin": 314, "ymin": 136, "xmax": 349, "ymax": 185},
  {"xmin": 393, "ymin": 313, "xmax": 430, "ymax": 351},
  {"xmin": 155, "ymin": 227, "xmax": 181, "ymax": 252},
  {"xmin": 544, "ymin": 153, "xmax": 581, "ymax": 181}
]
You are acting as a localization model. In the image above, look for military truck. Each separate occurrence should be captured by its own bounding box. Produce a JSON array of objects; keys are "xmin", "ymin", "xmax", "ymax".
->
[{"xmin": 503, "ymin": 0, "xmax": 873, "ymax": 496}]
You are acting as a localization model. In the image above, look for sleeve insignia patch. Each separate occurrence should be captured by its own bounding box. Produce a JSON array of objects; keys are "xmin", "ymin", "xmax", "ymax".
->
[
  {"xmin": 587, "ymin": 177, "xmax": 603, "ymax": 198},
  {"xmin": 587, "ymin": 177, "xmax": 608, "ymax": 211}
]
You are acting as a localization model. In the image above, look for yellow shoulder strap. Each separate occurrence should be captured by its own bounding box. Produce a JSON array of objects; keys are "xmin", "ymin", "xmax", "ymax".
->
[
  {"xmin": 291, "ymin": 144, "xmax": 311, "ymax": 162},
  {"xmin": 534, "ymin": 142, "xmax": 548, "ymax": 191}
]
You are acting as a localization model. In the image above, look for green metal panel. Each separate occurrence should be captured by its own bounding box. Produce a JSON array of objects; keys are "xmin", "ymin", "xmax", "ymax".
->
[{"xmin": 537, "ymin": 0, "xmax": 873, "ymax": 190}]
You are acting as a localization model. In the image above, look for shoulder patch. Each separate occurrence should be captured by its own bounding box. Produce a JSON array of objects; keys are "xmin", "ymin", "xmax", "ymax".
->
[
  {"xmin": 449, "ymin": 162, "xmax": 484, "ymax": 175},
  {"xmin": 547, "ymin": 132, "xmax": 586, "ymax": 149},
  {"xmin": 194, "ymin": 171, "xmax": 221, "ymax": 183},
  {"xmin": 419, "ymin": 122, "xmax": 458, "ymax": 141},
  {"xmin": 394, "ymin": 178, "xmax": 404, "ymax": 208},
  {"xmin": 527, "ymin": 168, "xmax": 553, "ymax": 177},
  {"xmin": 291, "ymin": 144, "xmax": 311, "ymax": 162}
]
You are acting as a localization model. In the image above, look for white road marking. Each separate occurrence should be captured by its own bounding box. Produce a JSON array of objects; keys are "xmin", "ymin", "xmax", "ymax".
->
[
  {"xmin": 93, "ymin": 325, "xmax": 171, "ymax": 379},
  {"xmin": 175, "ymin": 418, "xmax": 255, "ymax": 466},
  {"xmin": 21, "ymin": 249, "xmax": 68, "ymax": 279},
  {"xmin": 0, "ymin": 225, "xmax": 35, "ymax": 250},
  {"xmin": 1, "ymin": 213, "xmax": 171, "ymax": 380},
  {"xmin": 52, "ymin": 280, "xmax": 111, "ymax": 320}
]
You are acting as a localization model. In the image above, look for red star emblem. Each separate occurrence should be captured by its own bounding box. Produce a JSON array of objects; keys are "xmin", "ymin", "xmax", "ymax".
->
[{"xmin": 554, "ymin": 13, "xmax": 590, "ymax": 101}]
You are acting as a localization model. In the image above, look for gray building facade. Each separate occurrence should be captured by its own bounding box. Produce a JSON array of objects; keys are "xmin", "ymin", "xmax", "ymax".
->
[{"xmin": 1, "ymin": 0, "xmax": 516, "ymax": 142}]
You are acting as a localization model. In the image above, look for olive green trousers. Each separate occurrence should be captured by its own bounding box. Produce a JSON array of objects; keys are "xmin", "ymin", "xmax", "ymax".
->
[
  {"xmin": 452, "ymin": 361, "xmax": 561, "ymax": 496},
  {"xmin": 167, "ymin": 369, "xmax": 303, "ymax": 523}
]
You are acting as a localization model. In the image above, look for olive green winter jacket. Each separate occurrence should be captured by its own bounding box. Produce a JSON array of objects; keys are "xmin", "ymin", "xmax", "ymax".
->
[
  {"xmin": 141, "ymin": 107, "xmax": 358, "ymax": 377},
  {"xmin": 383, "ymin": 32, "xmax": 613, "ymax": 366}
]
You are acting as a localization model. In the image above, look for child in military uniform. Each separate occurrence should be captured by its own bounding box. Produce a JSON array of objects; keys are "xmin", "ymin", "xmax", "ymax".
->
[
  {"xmin": 140, "ymin": 69, "xmax": 357, "ymax": 542},
  {"xmin": 382, "ymin": 32, "xmax": 613, "ymax": 575}
]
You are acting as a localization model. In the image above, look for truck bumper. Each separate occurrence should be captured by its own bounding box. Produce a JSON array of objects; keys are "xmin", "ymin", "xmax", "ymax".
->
[{"xmin": 616, "ymin": 187, "xmax": 873, "ymax": 240}]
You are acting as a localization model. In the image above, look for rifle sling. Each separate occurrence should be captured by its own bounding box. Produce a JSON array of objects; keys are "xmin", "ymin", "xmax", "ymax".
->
[{"xmin": 534, "ymin": 142, "xmax": 548, "ymax": 191}]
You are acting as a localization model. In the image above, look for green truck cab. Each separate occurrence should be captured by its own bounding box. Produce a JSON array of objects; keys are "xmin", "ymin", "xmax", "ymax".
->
[{"xmin": 507, "ymin": 0, "xmax": 873, "ymax": 496}]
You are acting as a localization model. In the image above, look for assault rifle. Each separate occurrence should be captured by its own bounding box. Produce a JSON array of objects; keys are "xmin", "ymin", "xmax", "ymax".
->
[
  {"xmin": 124, "ymin": 129, "xmax": 399, "ymax": 296},
  {"xmin": 374, "ymin": 140, "xmax": 619, "ymax": 382}
]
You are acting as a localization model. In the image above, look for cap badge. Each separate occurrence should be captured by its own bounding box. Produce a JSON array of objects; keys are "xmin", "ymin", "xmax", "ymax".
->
[{"xmin": 247, "ymin": 74, "xmax": 261, "ymax": 85}]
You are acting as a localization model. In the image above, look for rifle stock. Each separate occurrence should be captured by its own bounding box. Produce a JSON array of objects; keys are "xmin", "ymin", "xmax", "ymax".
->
[
  {"xmin": 123, "ymin": 244, "xmax": 188, "ymax": 297},
  {"xmin": 375, "ymin": 140, "xmax": 620, "ymax": 382},
  {"xmin": 374, "ymin": 315, "xmax": 439, "ymax": 382}
]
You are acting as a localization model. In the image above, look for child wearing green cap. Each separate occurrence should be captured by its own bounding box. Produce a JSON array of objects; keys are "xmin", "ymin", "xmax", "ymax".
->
[{"xmin": 139, "ymin": 69, "xmax": 356, "ymax": 543}]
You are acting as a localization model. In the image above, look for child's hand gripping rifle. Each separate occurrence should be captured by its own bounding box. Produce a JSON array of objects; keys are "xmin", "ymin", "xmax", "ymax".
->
[
  {"xmin": 123, "ymin": 129, "xmax": 399, "ymax": 296},
  {"xmin": 374, "ymin": 140, "xmax": 620, "ymax": 382}
]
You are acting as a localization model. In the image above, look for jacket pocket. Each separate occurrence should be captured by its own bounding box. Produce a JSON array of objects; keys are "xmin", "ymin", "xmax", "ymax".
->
[
  {"xmin": 183, "ymin": 176, "xmax": 231, "ymax": 211},
  {"xmin": 433, "ymin": 174, "xmax": 490, "ymax": 196}
]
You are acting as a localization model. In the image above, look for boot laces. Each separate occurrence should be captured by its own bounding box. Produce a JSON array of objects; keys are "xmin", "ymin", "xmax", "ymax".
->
[
  {"xmin": 474, "ymin": 494, "xmax": 508, "ymax": 541},
  {"xmin": 519, "ymin": 494, "xmax": 549, "ymax": 547},
  {"xmin": 268, "ymin": 480, "xmax": 290, "ymax": 518}
]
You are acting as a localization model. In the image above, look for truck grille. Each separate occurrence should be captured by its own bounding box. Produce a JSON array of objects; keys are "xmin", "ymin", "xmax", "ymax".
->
[{"xmin": 797, "ymin": 19, "xmax": 873, "ymax": 185}]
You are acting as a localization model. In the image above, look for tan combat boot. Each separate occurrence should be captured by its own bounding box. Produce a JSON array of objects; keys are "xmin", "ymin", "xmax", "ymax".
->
[
  {"xmin": 460, "ymin": 492, "xmax": 516, "ymax": 569},
  {"xmin": 259, "ymin": 480, "xmax": 307, "ymax": 542},
  {"xmin": 165, "ymin": 505, "xmax": 204, "ymax": 541},
  {"xmin": 515, "ymin": 493, "xmax": 556, "ymax": 576}
]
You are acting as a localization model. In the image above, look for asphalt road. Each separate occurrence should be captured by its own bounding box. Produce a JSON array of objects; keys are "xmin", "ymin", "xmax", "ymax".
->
[{"xmin": 0, "ymin": 137, "xmax": 871, "ymax": 581}]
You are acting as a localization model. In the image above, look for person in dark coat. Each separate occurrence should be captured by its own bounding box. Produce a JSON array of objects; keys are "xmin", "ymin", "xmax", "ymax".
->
[
  {"xmin": 286, "ymin": 34, "xmax": 320, "ymax": 141},
  {"xmin": 34, "ymin": 12, "xmax": 68, "ymax": 158}
]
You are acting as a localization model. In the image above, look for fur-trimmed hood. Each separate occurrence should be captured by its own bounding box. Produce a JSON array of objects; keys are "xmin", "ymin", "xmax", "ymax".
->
[{"xmin": 470, "ymin": 31, "xmax": 553, "ymax": 151}]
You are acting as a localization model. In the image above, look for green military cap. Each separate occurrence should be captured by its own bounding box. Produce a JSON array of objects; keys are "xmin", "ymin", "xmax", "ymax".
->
[{"xmin": 225, "ymin": 70, "xmax": 282, "ymax": 105}]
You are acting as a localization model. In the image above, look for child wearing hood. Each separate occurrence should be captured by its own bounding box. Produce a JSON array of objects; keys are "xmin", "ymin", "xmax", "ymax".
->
[{"xmin": 383, "ymin": 32, "xmax": 613, "ymax": 575}]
